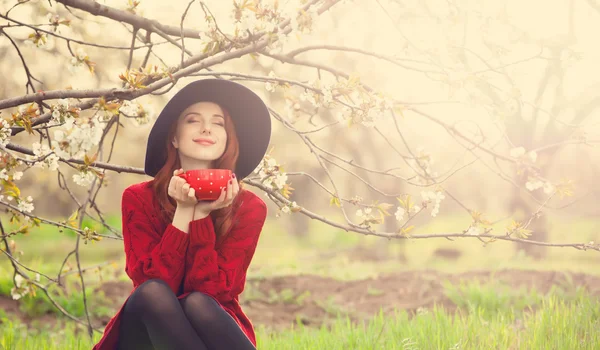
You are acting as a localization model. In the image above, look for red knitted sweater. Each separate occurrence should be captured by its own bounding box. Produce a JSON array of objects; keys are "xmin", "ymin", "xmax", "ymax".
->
[{"xmin": 92, "ymin": 180, "xmax": 267, "ymax": 349}]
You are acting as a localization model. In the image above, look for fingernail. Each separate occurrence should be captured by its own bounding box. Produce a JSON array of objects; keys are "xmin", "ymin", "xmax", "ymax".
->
[
  {"xmin": 229, "ymin": 180, "xmax": 232, "ymax": 184},
  {"xmin": 232, "ymin": 173, "xmax": 236, "ymax": 178}
]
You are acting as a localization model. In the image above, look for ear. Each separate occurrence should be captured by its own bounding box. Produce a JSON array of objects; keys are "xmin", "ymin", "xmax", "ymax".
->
[{"xmin": 172, "ymin": 137, "xmax": 178, "ymax": 149}]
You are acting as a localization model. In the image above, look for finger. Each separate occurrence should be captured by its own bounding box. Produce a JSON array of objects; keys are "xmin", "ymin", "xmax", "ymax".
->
[
  {"xmin": 232, "ymin": 177, "xmax": 239, "ymax": 196},
  {"xmin": 188, "ymin": 187, "xmax": 195, "ymax": 198},
  {"xmin": 174, "ymin": 177, "xmax": 185, "ymax": 194},
  {"xmin": 215, "ymin": 186, "xmax": 227, "ymax": 207},
  {"xmin": 226, "ymin": 178, "xmax": 233, "ymax": 201},
  {"xmin": 168, "ymin": 175, "xmax": 179, "ymax": 195}
]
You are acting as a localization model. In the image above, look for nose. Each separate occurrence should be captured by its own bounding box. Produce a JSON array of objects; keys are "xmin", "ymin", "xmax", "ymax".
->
[{"xmin": 200, "ymin": 122, "xmax": 211, "ymax": 134}]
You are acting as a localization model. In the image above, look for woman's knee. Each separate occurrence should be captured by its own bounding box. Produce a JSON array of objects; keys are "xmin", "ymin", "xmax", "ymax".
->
[
  {"xmin": 126, "ymin": 278, "xmax": 174, "ymax": 311},
  {"xmin": 179, "ymin": 292, "xmax": 220, "ymax": 322}
]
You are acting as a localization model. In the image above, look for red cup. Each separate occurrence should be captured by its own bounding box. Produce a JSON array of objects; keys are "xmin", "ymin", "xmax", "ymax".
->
[{"xmin": 177, "ymin": 169, "xmax": 232, "ymax": 201}]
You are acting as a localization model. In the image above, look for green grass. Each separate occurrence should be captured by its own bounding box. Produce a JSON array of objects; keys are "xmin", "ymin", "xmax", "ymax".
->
[
  {"xmin": 0, "ymin": 210, "xmax": 599, "ymax": 348},
  {"xmin": 442, "ymin": 278, "xmax": 590, "ymax": 318},
  {"xmin": 0, "ymin": 272, "xmax": 114, "ymax": 321},
  {"xmin": 1, "ymin": 292, "xmax": 598, "ymax": 349},
  {"xmin": 257, "ymin": 294, "xmax": 600, "ymax": 349}
]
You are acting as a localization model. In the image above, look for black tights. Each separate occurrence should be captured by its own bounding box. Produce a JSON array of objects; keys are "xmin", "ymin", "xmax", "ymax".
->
[{"xmin": 116, "ymin": 279, "xmax": 256, "ymax": 350}]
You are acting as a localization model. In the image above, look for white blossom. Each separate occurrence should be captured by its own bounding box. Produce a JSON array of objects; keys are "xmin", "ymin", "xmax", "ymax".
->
[
  {"xmin": 119, "ymin": 101, "xmax": 141, "ymax": 118},
  {"xmin": 527, "ymin": 151, "xmax": 537, "ymax": 163},
  {"xmin": 17, "ymin": 196, "xmax": 34, "ymax": 213},
  {"xmin": 395, "ymin": 206, "xmax": 406, "ymax": 221},
  {"xmin": 32, "ymin": 142, "xmax": 49, "ymax": 157},
  {"xmin": 356, "ymin": 207, "xmax": 373, "ymax": 220},
  {"xmin": 68, "ymin": 48, "xmax": 88, "ymax": 73},
  {"xmin": 421, "ymin": 190, "xmax": 445, "ymax": 217},
  {"xmin": 0, "ymin": 118, "xmax": 11, "ymax": 147},
  {"xmin": 73, "ymin": 171, "xmax": 95, "ymax": 186},
  {"xmin": 29, "ymin": 142, "xmax": 60, "ymax": 171},
  {"xmin": 14, "ymin": 274, "xmax": 24, "ymax": 287},
  {"xmin": 281, "ymin": 206, "xmax": 290, "ymax": 214},
  {"xmin": 265, "ymin": 71, "xmax": 278, "ymax": 92},
  {"xmin": 0, "ymin": 169, "xmax": 8, "ymax": 180},
  {"xmin": 273, "ymin": 172, "xmax": 288, "ymax": 189},
  {"xmin": 543, "ymin": 181, "xmax": 555, "ymax": 194},
  {"xmin": 525, "ymin": 177, "xmax": 543, "ymax": 191},
  {"xmin": 237, "ymin": 14, "xmax": 259, "ymax": 32}
]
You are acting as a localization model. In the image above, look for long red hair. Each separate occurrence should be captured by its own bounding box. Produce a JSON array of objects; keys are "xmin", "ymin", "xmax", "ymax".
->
[{"xmin": 150, "ymin": 103, "xmax": 245, "ymax": 245}]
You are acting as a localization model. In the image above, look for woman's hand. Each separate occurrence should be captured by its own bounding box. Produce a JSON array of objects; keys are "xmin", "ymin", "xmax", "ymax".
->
[
  {"xmin": 194, "ymin": 173, "xmax": 239, "ymax": 218},
  {"xmin": 169, "ymin": 168, "xmax": 198, "ymax": 209}
]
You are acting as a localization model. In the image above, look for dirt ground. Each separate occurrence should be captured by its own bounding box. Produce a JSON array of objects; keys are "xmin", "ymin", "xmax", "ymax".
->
[{"xmin": 1, "ymin": 269, "xmax": 600, "ymax": 332}]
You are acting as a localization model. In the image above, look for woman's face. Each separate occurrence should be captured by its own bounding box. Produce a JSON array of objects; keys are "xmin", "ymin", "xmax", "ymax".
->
[{"xmin": 172, "ymin": 101, "xmax": 228, "ymax": 169}]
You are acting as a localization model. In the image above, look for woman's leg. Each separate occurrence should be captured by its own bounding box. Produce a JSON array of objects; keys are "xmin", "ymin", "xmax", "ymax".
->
[
  {"xmin": 117, "ymin": 279, "xmax": 208, "ymax": 350},
  {"xmin": 179, "ymin": 292, "xmax": 256, "ymax": 350}
]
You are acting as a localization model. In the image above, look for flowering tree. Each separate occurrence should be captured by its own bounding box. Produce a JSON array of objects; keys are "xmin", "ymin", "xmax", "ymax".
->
[{"xmin": 1, "ymin": 0, "xmax": 599, "ymax": 338}]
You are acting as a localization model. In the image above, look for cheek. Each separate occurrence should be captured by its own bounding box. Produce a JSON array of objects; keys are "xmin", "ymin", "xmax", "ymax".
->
[
  {"xmin": 218, "ymin": 130, "xmax": 228, "ymax": 148},
  {"xmin": 179, "ymin": 127, "xmax": 196, "ymax": 140}
]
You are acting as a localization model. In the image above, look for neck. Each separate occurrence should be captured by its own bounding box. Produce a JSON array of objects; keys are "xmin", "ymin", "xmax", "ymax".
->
[{"xmin": 179, "ymin": 154, "xmax": 213, "ymax": 171}]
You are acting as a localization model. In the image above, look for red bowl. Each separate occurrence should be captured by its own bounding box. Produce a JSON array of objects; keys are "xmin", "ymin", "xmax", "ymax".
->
[{"xmin": 177, "ymin": 169, "xmax": 232, "ymax": 201}]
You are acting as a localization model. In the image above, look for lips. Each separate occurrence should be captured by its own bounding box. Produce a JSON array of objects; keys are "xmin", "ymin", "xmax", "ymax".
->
[{"xmin": 193, "ymin": 138, "xmax": 215, "ymax": 145}]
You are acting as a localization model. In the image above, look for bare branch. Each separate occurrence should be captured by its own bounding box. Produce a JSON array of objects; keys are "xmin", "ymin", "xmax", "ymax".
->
[{"xmin": 56, "ymin": 0, "xmax": 203, "ymax": 39}]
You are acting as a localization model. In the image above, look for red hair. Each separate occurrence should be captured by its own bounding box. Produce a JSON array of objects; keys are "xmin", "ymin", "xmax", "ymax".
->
[{"xmin": 150, "ymin": 103, "xmax": 245, "ymax": 246}]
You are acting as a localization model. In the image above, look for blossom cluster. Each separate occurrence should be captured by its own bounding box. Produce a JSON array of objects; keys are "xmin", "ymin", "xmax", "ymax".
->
[
  {"xmin": 10, "ymin": 273, "xmax": 40, "ymax": 301},
  {"xmin": 509, "ymin": 147, "xmax": 555, "ymax": 195},
  {"xmin": 0, "ymin": 193, "xmax": 35, "ymax": 215},
  {"xmin": 119, "ymin": 100, "xmax": 154, "ymax": 126},
  {"xmin": 0, "ymin": 118, "xmax": 10, "ymax": 147},
  {"xmin": 254, "ymin": 154, "xmax": 288, "ymax": 191}
]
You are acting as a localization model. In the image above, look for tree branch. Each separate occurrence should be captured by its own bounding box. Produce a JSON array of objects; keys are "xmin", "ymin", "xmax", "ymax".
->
[{"xmin": 55, "ymin": 0, "xmax": 203, "ymax": 39}]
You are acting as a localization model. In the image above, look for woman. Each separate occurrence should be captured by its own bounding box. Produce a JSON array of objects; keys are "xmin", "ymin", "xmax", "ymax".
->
[{"xmin": 93, "ymin": 79, "xmax": 272, "ymax": 350}]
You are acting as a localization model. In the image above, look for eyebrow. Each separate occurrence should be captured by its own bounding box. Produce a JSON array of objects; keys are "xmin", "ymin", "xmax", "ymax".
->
[{"xmin": 184, "ymin": 112, "xmax": 224, "ymax": 119}]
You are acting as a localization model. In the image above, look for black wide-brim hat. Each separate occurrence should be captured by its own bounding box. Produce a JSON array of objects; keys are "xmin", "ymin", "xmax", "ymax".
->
[{"xmin": 144, "ymin": 79, "xmax": 271, "ymax": 180}]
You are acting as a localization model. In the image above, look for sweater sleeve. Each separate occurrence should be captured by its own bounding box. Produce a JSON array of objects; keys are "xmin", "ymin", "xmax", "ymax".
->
[
  {"xmin": 183, "ymin": 194, "xmax": 267, "ymax": 303},
  {"xmin": 122, "ymin": 187, "xmax": 189, "ymax": 293}
]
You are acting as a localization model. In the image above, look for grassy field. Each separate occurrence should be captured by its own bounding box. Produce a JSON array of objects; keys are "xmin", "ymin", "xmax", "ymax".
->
[
  {"xmin": 1, "ymin": 286, "xmax": 599, "ymax": 349},
  {"xmin": 0, "ymin": 210, "xmax": 599, "ymax": 349}
]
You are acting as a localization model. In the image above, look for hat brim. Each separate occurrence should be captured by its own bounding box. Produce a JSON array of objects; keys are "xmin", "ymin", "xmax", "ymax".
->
[{"xmin": 144, "ymin": 79, "xmax": 271, "ymax": 180}]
